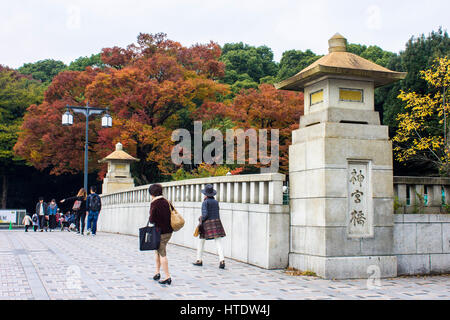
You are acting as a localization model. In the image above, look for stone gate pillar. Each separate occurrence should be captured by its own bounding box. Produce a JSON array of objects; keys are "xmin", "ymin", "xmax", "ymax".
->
[{"xmin": 276, "ymin": 34, "xmax": 406, "ymax": 279}]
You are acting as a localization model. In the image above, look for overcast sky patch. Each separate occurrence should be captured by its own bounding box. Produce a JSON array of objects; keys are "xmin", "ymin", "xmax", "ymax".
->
[{"xmin": 0, "ymin": 0, "xmax": 448, "ymax": 68}]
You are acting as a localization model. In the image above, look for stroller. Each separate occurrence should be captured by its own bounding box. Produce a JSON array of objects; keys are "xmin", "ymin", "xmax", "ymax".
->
[
  {"xmin": 31, "ymin": 214, "xmax": 39, "ymax": 232},
  {"xmin": 60, "ymin": 212, "xmax": 75, "ymax": 232}
]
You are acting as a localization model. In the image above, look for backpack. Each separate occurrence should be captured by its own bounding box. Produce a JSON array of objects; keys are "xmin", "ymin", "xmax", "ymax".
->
[
  {"xmin": 89, "ymin": 194, "xmax": 101, "ymax": 211},
  {"xmin": 168, "ymin": 201, "xmax": 185, "ymax": 232}
]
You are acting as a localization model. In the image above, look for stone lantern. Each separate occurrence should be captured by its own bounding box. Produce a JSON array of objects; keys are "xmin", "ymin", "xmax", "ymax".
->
[
  {"xmin": 99, "ymin": 142, "xmax": 139, "ymax": 194},
  {"xmin": 276, "ymin": 33, "xmax": 406, "ymax": 279}
]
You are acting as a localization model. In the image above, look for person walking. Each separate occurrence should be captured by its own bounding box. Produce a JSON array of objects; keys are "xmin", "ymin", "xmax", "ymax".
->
[
  {"xmin": 60, "ymin": 188, "xmax": 88, "ymax": 235},
  {"xmin": 22, "ymin": 214, "xmax": 32, "ymax": 232},
  {"xmin": 35, "ymin": 197, "xmax": 49, "ymax": 232},
  {"xmin": 47, "ymin": 199, "xmax": 58, "ymax": 232},
  {"xmin": 193, "ymin": 184, "xmax": 226, "ymax": 269},
  {"xmin": 148, "ymin": 184, "xmax": 173, "ymax": 286},
  {"xmin": 86, "ymin": 186, "xmax": 102, "ymax": 236}
]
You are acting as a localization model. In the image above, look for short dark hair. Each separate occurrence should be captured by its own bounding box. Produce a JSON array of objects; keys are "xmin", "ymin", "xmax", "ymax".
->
[
  {"xmin": 90, "ymin": 186, "xmax": 97, "ymax": 193},
  {"xmin": 39, "ymin": 197, "xmax": 44, "ymax": 201},
  {"xmin": 149, "ymin": 184, "xmax": 163, "ymax": 197}
]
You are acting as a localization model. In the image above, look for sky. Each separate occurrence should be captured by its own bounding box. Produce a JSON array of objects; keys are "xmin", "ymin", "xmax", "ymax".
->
[{"xmin": 1, "ymin": 0, "xmax": 449, "ymax": 69}]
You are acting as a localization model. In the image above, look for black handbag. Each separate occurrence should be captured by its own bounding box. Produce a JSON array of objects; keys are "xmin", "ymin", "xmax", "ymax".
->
[{"xmin": 139, "ymin": 221, "xmax": 161, "ymax": 251}]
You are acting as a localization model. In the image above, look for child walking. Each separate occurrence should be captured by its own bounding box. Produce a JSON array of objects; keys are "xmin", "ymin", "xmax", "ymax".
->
[{"xmin": 22, "ymin": 214, "xmax": 32, "ymax": 232}]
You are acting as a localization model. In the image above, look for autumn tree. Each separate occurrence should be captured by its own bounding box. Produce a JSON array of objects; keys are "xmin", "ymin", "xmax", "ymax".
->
[
  {"xmin": 0, "ymin": 66, "xmax": 44, "ymax": 208},
  {"xmin": 15, "ymin": 33, "xmax": 228, "ymax": 185},
  {"xmin": 194, "ymin": 83, "xmax": 304, "ymax": 173},
  {"xmin": 393, "ymin": 57, "xmax": 450, "ymax": 175},
  {"xmin": 383, "ymin": 28, "xmax": 450, "ymax": 128}
]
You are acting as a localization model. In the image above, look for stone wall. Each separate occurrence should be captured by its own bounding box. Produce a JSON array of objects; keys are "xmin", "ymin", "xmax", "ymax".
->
[
  {"xmin": 98, "ymin": 173, "xmax": 450, "ymax": 276},
  {"xmin": 394, "ymin": 214, "xmax": 450, "ymax": 275},
  {"xmin": 98, "ymin": 173, "xmax": 290, "ymax": 270}
]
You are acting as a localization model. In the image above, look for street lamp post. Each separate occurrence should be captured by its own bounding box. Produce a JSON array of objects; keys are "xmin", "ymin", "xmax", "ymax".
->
[{"xmin": 62, "ymin": 102, "xmax": 112, "ymax": 192}]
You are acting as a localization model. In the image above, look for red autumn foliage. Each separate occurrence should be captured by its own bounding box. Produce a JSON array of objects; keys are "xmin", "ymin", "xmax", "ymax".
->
[
  {"xmin": 230, "ymin": 167, "xmax": 244, "ymax": 175},
  {"xmin": 14, "ymin": 33, "xmax": 304, "ymax": 182},
  {"xmin": 15, "ymin": 33, "xmax": 228, "ymax": 184},
  {"xmin": 194, "ymin": 84, "xmax": 304, "ymax": 173}
]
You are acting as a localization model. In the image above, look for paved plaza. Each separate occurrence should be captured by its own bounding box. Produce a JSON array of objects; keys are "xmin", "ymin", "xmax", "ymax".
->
[{"xmin": 0, "ymin": 230, "xmax": 449, "ymax": 300}]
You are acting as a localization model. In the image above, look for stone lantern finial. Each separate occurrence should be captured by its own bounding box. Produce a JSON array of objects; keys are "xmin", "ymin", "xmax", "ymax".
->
[{"xmin": 328, "ymin": 33, "xmax": 347, "ymax": 53}]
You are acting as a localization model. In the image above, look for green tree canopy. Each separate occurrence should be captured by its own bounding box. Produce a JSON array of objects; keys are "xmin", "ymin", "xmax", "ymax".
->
[
  {"xmin": 220, "ymin": 43, "xmax": 279, "ymax": 86},
  {"xmin": 347, "ymin": 43, "xmax": 396, "ymax": 67},
  {"xmin": 68, "ymin": 53, "xmax": 105, "ymax": 71},
  {"xmin": 0, "ymin": 66, "xmax": 44, "ymax": 208},
  {"xmin": 382, "ymin": 28, "xmax": 450, "ymax": 128},
  {"xmin": 18, "ymin": 59, "xmax": 67, "ymax": 83},
  {"xmin": 276, "ymin": 49, "xmax": 321, "ymax": 81}
]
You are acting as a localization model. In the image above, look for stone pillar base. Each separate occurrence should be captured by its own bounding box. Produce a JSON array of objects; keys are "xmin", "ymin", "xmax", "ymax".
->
[
  {"xmin": 102, "ymin": 177, "xmax": 135, "ymax": 194},
  {"xmin": 289, "ymin": 253, "xmax": 397, "ymax": 279}
]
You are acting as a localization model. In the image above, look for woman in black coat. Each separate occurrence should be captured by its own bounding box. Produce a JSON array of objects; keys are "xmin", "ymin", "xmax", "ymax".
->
[
  {"xmin": 149, "ymin": 184, "xmax": 173, "ymax": 286},
  {"xmin": 193, "ymin": 184, "xmax": 226, "ymax": 269},
  {"xmin": 60, "ymin": 188, "xmax": 88, "ymax": 235}
]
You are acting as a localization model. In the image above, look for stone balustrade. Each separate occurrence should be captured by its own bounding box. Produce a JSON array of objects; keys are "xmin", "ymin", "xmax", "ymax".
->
[
  {"xmin": 394, "ymin": 176, "xmax": 450, "ymax": 214},
  {"xmin": 98, "ymin": 173, "xmax": 289, "ymax": 269},
  {"xmin": 101, "ymin": 173, "xmax": 285, "ymax": 207}
]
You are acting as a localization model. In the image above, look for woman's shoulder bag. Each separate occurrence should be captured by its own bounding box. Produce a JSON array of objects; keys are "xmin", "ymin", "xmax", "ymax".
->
[
  {"xmin": 72, "ymin": 197, "xmax": 82, "ymax": 211},
  {"xmin": 168, "ymin": 200, "xmax": 185, "ymax": 232}
]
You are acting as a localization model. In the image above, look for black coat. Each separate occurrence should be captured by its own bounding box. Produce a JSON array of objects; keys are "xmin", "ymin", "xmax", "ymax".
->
[
  {"xmin": 35, "ymin": 202, "xmax": 48, "ymax": 216},
  {"xmin": 64, "ymin": 196, "xmax": 87, "ymax": 213}
]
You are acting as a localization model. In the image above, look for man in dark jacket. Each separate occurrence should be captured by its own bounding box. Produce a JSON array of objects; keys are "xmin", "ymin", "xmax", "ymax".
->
[
  {"xmin": 86, "ymin": 186, "xmax": 102, "ymax": 236},
  {"xmin": 35, "ymin": 197, "xmax": 48, "ymax": 232}
]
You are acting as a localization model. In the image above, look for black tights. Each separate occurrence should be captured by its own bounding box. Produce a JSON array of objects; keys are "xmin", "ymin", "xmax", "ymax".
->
[{"xmin": 76, "ymin": 212, "xmax": 87, "ymax": 234}]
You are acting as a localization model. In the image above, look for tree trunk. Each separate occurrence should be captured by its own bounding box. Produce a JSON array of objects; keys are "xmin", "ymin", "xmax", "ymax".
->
[{"xmin": 1, "ymin": 174, "xmax": 7, "ymax": 209}]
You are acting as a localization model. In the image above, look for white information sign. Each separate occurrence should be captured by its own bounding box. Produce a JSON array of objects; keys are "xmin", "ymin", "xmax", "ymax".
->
[{"xmin": 0, "ymin": 210, "xmax": 17, "ymax": 223}]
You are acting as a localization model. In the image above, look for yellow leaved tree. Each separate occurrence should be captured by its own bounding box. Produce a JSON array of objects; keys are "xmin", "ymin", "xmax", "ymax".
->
[{"xmin": 393, "ymin": 57, "xmax": 450, "ymax": 176}]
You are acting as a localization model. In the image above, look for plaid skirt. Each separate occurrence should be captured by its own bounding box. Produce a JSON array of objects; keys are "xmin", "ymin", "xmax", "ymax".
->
[{"xmin": 200, "ymin": 219, "xmax": 226, "ymax": 240}]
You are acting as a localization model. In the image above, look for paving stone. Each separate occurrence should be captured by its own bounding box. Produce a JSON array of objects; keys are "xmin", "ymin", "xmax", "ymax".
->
[{"xmin": 0, "ymin": 230, "xmax": 449, "ymax": 300}]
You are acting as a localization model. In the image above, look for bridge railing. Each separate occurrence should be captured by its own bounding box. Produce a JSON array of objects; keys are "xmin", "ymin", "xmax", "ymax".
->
[
  {"xmin": 101, "ymin": 172, "xmax": 286, "ymax": 206},
  {"xmin": 394, "ymin": 176, "xmax": 450, "ymax": 214},
  {"xmin": 99, "ymin": 172, "xmax": 289, "ymax": 269}
]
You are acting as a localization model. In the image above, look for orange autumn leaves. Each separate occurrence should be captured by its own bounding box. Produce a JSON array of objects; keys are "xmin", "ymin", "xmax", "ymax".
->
[
  {"xmin": 14, "ymin": 33, "xmax": 304, "ymax": 182},
  {"xmin": 195, "ymin": 84, "xmax": 303, "ymax": 172}
]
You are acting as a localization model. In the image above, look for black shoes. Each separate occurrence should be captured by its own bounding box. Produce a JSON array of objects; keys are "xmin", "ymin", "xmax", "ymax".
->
[
  {"xmin": 154, "ymin": 274, "xmax": 171, "ymax": 285},
  {"xmin": 193, "ymin": 260, "xmax": 225, "ymax": 269},
  {"xmin": 193, "ymin": 261, "xmax": 203, "ymax": 267},
  {"xmin": 159, "ymin": 278, "xmax": 172, "ymax": 285}
]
